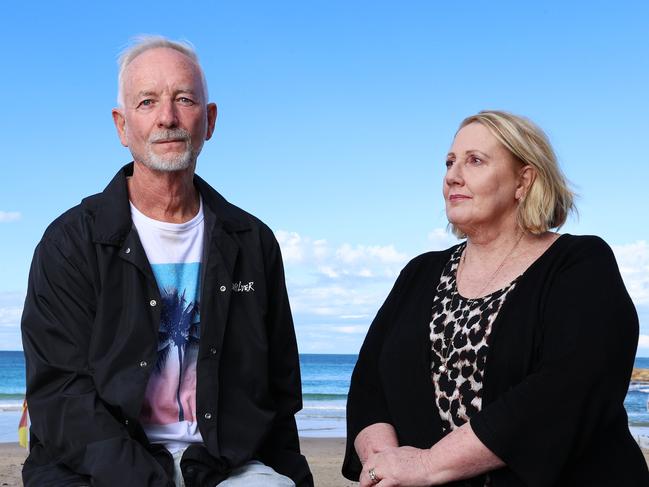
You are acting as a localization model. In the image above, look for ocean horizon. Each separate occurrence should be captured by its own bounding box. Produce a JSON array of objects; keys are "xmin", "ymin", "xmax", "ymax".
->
[{"xmin": 1, "ymin": 352, "xmax": 649, "ymax": 442}]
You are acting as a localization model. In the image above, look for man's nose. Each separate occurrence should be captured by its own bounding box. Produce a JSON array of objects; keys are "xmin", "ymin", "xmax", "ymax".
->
[{"xmin": 156, "ymin": 99, "xmax": 179, "ymax": 128}]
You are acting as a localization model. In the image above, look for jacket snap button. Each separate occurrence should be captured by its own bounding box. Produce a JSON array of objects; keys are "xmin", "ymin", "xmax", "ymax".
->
[
  {"xmin": 149, "ymin": 299, "xmax": 157, "ymax": 307},
  {"xmin": 219, "ymin": 285, "xmax": 226, "ymax": 292},
  {"xmin": 124, "ymin": 248, "xmax": 131, "ymax": 254},
  {"xmin": 140, "ymin": 361, "xmax": 147, "ymax": 367},
  {"xmin": 124, "ymin": 419, "xmax": 129, "ymax": 425},
  {"xmin": 204, "ymin": 412, "xmax": 212, "ymax": 420},
  {"xmin": 210, "ymin": 347, "xmax": 217, "ymax": 355}
]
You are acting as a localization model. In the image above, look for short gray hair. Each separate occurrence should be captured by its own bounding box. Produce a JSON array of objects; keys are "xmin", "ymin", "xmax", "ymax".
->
[{"xmin": 116, "ymin": 35, "xmax": 209, "ymax": 107}]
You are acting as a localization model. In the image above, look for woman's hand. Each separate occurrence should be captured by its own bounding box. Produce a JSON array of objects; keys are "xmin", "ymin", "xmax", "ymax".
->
[
  {"xmin": 354, "ymin": 422, "xmax": 399, "ymax": 465},
  {"xmin": 358, "ymin": 423, "xmax": 505, "ymax": 486},
  {"xmin": 360, "ymin": 446, "xmax": 434, "ymax": 487}
]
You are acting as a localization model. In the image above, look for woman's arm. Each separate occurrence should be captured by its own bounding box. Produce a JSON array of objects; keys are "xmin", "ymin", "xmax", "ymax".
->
[
  {"xmin": 354, "ymin": 423, "xmax": 399, "ymax": 466},
  {"xmin": 359, "ymin": 423, "xmax": 504, "ymax": 487},
  {"xmin": 344, "ymin": 261, "xmax": 417, "ymax": 480}
]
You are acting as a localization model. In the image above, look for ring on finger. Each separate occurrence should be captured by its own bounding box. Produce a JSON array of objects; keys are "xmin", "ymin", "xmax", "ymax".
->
[{"xmin": 368, "ymin": 467, "xmax": 379, "ymax": 484}]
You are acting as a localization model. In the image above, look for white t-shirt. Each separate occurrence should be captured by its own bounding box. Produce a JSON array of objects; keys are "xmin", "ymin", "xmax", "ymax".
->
[{"xmin": 130, "ymin": 200, "xmax": 205, "ymax": 453}]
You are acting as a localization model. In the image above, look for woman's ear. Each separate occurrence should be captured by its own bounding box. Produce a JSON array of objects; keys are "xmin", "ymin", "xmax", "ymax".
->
[{"xmin": 516, "ymin": 165, "xmax": 536, "ymax": 201}]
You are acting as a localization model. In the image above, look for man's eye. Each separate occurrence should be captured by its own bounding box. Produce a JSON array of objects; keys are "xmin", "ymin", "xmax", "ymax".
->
[
  {"xmin": 138, "ymin": 99, "xmax": 154, "ymax": 107},
  {"xmin": 178, "ymin": 97, "xmax": 195, "ymax": 105},
  {"xmin": 445, "ymin": 159, "xmax": 453, "ymax": 168}
]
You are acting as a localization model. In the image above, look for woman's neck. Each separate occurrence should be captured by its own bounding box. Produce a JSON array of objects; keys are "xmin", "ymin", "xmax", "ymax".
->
[{"xmin": 457, "ymin": 229, "xmax": 559, "ymax": 299}]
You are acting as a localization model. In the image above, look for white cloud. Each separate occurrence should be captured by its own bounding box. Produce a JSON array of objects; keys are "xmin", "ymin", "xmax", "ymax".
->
[
  {"xmin": 275, "ymin": 230, "xmax": 307, "ymax": 264},
  {"xmin": 336, "ymin": 243, "xmax": 407, "ymax": 265},
  {"xmin": 0, "ymin": 211, "xmax": 21, "ymax": 223},
  {"xmin": 332, "ymin": 325, "xmax": 369, "ymax": 334},
  {"xmin": 427, "ymin": 228, "xmax": 461, "ymax": 250},
  {"xmin": 317, "ymin": 266, "xmax": 339, "ymax": 279},
  {"xmin": 0, "ymin": 306, "xmax": 22, "ymax": 327},
  {"xmin": 0, "ymin": 292, "xmax": 25, "ymax": 350},
  {"xmin": 639, "ymin": 335, "xmax": 649, "ymax": 348},
  {"xmin": 276, "ymin": 230, "xmax": 409, "ymax": 282},
  {"xmin": 275, "ymin": 230, "xmax": 410, "ymax": 352},
  {"xmin": 612, "ymin": 241, "xmax": 649, "ymax": 304}
]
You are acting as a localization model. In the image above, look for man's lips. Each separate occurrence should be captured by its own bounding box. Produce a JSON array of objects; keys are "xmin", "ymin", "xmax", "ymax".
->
[{"xmin": 153, "ymin": 139, "xmax": 186, "ymax": 144}]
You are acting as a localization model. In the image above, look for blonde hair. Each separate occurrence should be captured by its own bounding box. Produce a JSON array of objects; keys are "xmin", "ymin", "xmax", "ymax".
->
[{"xmin": 451, "ymin": 110, "xmax": 575, "ymax": 237}]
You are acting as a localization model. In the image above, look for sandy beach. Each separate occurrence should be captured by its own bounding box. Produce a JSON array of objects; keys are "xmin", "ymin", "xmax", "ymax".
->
[
  {"xmin": 1, "ymin": 439, "xmax": 647, "ymax": 486},
  {"xmin": 0, "ymin": 438, "xmax": 358, "ymax": 487}
]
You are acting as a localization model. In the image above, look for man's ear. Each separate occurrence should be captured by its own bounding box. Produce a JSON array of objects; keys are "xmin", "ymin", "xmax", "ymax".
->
[
  {"xmin": 205, "ymin": 103, "xmax": 217, "ymax": 141},
  {"xmin": 112, "ymin": 108, "xmax": 129, "ymax": 147}
]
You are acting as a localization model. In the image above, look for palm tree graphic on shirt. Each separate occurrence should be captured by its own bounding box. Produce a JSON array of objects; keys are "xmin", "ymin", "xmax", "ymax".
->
[{"xmin": 155, "ymin": 287, "xmax": 200, "ymax": 422}]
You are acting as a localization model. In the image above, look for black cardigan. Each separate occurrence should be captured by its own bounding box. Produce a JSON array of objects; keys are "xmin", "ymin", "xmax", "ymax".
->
[{"xmin": 343, "ymin": 234, "xmax": 649, "ymax": 486}]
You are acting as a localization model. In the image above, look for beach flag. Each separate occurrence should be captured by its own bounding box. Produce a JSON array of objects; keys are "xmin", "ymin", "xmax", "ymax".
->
[{"xmin": 18, "ymin": 399, "xmax": 29, "ymax": 449}]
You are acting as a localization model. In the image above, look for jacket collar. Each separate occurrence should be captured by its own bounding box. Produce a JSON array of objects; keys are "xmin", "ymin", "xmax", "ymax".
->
[{"xmin": 83, "ymin": 162, "xmax": 251, "ymax": 245}]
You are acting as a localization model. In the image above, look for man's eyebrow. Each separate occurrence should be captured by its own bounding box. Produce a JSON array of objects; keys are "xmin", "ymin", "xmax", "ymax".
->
[
  {"xmin": 174, "ymin": 88, "xmax": 200, "ymax": 97},
  {"xmin": 135, "ymin": 90, "xmax": 157, "ymax": 98}
]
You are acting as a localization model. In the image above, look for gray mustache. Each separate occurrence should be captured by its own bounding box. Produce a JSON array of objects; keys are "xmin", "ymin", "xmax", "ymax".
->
[{"xmin": 149, "ymin": 129, "xmax": 191, "ymax": 143}]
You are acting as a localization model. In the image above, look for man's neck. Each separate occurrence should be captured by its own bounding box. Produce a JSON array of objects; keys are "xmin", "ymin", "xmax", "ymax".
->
[{"xmin": 127, "ymin": 161, "xmax": 200, "ymax": 223}]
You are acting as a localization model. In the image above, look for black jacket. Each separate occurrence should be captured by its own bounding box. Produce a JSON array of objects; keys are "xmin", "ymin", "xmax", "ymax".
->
[
  {"xmin": 343, "ymin": 235, "xmax": 649, "ymax": 486},
  {"xmin": 21, "ymin": 163, "xmax": 313, "ymax": 487}
]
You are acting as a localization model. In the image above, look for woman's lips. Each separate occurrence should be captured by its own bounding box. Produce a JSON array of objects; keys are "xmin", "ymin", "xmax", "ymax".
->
[{"xmin": 449, "ymin": 194, "xmax": 471, "ymax": 201}]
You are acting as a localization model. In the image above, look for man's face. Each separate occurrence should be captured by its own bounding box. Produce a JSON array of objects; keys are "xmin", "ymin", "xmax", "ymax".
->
[{"xmin": 112, "ymin": 47, "xmax": 216, "ymax": 172}]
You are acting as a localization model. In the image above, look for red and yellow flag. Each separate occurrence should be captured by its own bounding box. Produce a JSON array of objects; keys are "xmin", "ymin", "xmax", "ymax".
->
[{"xmin": 18, "ymin": 399, "xmax": 29, "ymax": 449}]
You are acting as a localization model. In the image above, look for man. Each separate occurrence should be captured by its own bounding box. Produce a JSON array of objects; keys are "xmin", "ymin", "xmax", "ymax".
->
[{"xmin": 21, "ymin": 36, "xmax": 313, "ymax": 487}]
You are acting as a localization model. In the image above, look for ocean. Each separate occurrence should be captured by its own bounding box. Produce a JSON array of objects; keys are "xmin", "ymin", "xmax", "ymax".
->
[{"xmin": 1, "ymin": 352, "xmax": 648, "ymax": 442}]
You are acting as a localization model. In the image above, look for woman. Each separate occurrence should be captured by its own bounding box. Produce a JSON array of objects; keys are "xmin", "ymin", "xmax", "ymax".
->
[{"xmin": 342, "ymin": 111, "xmax": 649, "ymax": 486}]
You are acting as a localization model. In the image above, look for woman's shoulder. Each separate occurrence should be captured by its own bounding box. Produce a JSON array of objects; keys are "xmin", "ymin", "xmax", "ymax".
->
[
  {"xmin": 549, "ymin": 233, "xmax": 616, "ymax": 262},
  {"xmin": 555, "ymin": 233, "xmax": 609, "ymax": 248},
  {"xmin": 523, "ymin": 233, "xmax": 620, "ymax": 282}
]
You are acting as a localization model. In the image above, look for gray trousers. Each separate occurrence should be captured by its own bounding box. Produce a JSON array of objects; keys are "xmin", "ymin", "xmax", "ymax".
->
[{"xmin": 172, "ymin": 449, "xmax": 296, "ymax": 487}]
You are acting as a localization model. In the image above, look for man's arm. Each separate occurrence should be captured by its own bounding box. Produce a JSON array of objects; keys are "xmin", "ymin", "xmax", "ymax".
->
[
  {"xmin": 256, "ymin": 228, "xmax": 313, "ymax": 487},
  {"xmin": 21, "ymin": 234, "xmax": 173, "ymax": 487}
]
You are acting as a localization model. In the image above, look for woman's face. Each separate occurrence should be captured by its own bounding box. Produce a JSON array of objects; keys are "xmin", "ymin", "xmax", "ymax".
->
[{"xmin": 444, "ymin": 122, "xmax": 527, "ymax": 235}]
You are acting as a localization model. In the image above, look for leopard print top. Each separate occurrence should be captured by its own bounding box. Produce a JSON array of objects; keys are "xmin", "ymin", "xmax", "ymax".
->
[{"xmin": 429, "ymin": 244, "xmax": 518, "ymax": 434}]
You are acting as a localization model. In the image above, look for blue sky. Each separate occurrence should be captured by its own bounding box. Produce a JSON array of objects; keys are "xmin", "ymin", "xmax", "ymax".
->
[{"xmin": 1, "ymin": 1, "xmax": 648, "ymax": 354}]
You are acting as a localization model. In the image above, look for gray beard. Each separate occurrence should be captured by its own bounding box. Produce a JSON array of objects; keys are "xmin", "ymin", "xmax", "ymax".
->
[
  {"xmin": 130, "ymin": 128, "xmax": 198, "ymax": 172},
  {"xmin": 138, "ymin": 146, "xmax": 195, "ymax": 171}
]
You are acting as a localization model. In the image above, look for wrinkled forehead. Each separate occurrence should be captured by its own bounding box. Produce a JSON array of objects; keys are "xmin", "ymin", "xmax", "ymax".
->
[{"xmin": 122, "ymin": 47, "xmax": 205, "ymax": 98}]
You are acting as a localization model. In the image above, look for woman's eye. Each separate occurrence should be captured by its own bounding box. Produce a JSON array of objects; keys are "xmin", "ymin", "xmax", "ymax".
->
[{"xmin": 468, "ymin": 155, "xmax": 482, "ymax": 165}]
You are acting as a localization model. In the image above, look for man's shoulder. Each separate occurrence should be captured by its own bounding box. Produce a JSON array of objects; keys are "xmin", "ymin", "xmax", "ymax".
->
[
  {"xmin": 41, "ymin": 199, "xmax": 97, "ymax": 247},
  {"xmin": 41, "ymin": 165, "xmax": 130, "ymax": 247}
]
